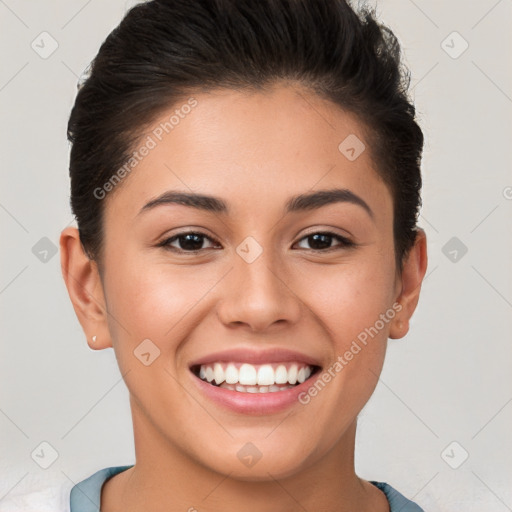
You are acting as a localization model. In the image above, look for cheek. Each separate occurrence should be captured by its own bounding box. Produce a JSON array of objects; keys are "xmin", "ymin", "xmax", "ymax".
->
[
  {"xmin": 306, "ymin": 253, "xmax": 395, "ymax": 385},
  {"xmin": 111, "ymin": 273, "xmax": 183, "ymax": 332},
  {"xmin": 102, "ymin": 261, "xmax": 208, "ymax": 406},
  {"xmin": 103, "ymin": 250, "xmax": 221, "ymax": 369},
  {"xmin": 310, "ymin": 254, "xmax": 395, "ymax": 334}
]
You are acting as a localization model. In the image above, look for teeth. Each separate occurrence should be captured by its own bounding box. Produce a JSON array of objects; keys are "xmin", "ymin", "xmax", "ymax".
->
[
  {"xmin": 275, "ymin": 365, "xmax": 288, "ymax": 384},
  {"xmin": 205, "ymin": 366, "xmax": 214, "ymax": 383},
  {"xmin": 195, "ymin": 361, "xmax": 316, "ymax": 391},
  {"xmin": 220, "ymin": 382, "xmax": 296, "ymax": 393},
  {"xmin": 288, "ymin": 364, "xmax": 298, "ymax": 385},
  {"xmin": 213, "ymin": 363, "xmax": 224, "ymax": 385},
  {"xmin": 257, "ymin": 365, "xmax": 274, "ymax": 385},
  {"xmin": 225, "ymin": 363, "xmax": 238, "ymax": 384},
  {"xmin": 239, "ymin": 363, "xmax": 257, "ymax": 385}
]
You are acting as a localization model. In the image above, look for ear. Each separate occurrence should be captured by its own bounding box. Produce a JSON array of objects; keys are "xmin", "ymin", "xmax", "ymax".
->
[
  {"xmin": 59, "ymin": 226, "xmax": 112, "ymax": 350},
  {"xmin": 389, "ymin": 228, "xmax": 428, "ymax": 339}
]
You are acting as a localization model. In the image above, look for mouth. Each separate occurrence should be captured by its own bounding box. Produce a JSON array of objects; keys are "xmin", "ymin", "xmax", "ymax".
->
[{"xmin": 190, "ymin": 361, "xmax": 322, "ymax": 394}]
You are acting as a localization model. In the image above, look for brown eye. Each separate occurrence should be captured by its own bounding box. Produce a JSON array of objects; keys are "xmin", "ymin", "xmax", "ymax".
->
[
  {"xmin": 159, "ymin": 232, "xmax": 220, "ymax": 253},
  {"xmin": 295, "ymin": 232, "xmax": 355, "ymax": 251}
]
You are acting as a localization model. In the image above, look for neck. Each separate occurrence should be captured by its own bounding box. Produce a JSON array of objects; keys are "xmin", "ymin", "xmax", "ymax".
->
[{"xmin": 101, "ymin": 397, "xmax": 388, "ymax": 512}]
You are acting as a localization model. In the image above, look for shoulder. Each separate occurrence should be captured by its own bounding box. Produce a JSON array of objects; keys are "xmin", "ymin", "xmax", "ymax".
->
[
  {"xmin": 370, "ymin": 481, "xmax": 425, "ymax": 512},
  {"xmin": 69, "ymin": 465, "xmax": 133, "ymax": 512}
]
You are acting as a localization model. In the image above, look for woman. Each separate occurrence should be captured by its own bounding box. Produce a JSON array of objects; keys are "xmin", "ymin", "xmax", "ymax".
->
[{"xmin": 60, "ymin": 0, "xmax": 428, "ymax": 510}]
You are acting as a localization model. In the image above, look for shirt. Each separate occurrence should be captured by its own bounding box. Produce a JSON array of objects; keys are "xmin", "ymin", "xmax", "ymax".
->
[{"xmin": 69, "ymin": 465, "xmax": 425, "ymax": 511}]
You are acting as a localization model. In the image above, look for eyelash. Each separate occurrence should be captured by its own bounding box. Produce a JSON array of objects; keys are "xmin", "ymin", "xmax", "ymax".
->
[{"xmin": 157, "ymin": 230, "xmax": 356, "ymax": 254}]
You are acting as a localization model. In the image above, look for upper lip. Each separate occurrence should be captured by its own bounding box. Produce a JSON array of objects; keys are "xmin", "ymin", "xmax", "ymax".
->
[{"xmin": 189, "ymin": 347, "xmax": 322, "ymax": 368}]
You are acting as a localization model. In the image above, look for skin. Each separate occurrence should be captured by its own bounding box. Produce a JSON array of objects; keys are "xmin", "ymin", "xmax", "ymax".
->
[{"xmin": 60, "ymin": 83, "xmax": 427, "ymax": 512}]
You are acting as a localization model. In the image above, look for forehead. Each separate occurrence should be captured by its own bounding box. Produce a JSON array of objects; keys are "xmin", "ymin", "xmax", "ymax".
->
[{"xmin": 104, "ymin": 84, "xmax": 392, "ymax": 223}]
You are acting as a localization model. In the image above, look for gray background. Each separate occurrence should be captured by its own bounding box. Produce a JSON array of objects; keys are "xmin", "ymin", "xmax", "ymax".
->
[{"xmin": 1, "ymin": 0, "xmax": 511, "ymax": 510}]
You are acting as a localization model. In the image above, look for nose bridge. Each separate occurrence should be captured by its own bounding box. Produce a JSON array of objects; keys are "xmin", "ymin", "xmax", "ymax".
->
[
  {"xmin": 238, "ymin": 240, "xmax": 282, "ymax": 297},
  {"xmin": 217, "ymin": 235, "xmax": 301, "ymax": 330}
]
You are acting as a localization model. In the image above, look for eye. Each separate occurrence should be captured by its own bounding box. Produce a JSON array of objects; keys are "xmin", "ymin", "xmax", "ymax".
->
[
  {"xmin": 158, "ymin": 230, "xmax": 355, "ymax": 254},
  {"xmin": 158, "ymin": 231, "xmax": 220, "ymax": 253},
  {"xmin": 294, "ymin": 232, "xmax": 355, "ymax": 252}
]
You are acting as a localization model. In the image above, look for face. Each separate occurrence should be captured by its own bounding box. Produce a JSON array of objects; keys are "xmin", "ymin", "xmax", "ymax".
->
[{"xmin": 63, "ymin": 83, "xmax": 425, "ymax": 481}]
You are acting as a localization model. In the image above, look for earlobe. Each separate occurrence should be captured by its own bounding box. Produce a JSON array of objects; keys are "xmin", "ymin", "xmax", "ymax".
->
[
  {"xmin": 389, "ymin": 317, "xmax": 408, "ymax": 340},
  {"xmin": 389, "ymin": 228, "xmax": 428, "ymax": 340},
  {"xmin": 59, "ymin": 226, "xmax": 112, "ymax": 350}
]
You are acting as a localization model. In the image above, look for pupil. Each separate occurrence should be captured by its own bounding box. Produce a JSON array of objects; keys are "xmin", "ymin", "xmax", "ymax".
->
[
  {"xmin": 180, "ymin": 234, "xmax": 203, "ymax": 251},
  {"xmin": 309, "ymin": 233, "xmax": 331, "ymax": 250}
]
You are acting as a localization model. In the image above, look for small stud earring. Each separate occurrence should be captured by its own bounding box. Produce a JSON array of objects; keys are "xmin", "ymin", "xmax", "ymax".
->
[{"xmin": 91, "ymin": 335, "xmax": 97, "ymax": 343}]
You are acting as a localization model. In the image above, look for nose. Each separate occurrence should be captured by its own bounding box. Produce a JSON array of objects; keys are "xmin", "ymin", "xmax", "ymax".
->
[{"xmin": 216, "ymin": 246, "xmax": 302, "ymax": 333}]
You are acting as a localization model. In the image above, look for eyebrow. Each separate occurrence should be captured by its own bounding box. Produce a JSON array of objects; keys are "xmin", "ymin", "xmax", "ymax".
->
[{"xmin": 138, "ymin": 188, "xmax": 374, "ymax": 219}]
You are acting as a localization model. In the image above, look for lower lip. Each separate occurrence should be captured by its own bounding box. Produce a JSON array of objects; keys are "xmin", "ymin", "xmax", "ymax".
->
[{"xmin": 190, "ymin": 370, "xmax": 320, "ymax": 415}]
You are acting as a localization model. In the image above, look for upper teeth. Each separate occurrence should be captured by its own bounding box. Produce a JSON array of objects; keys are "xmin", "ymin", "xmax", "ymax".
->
[{"xmin": 198, "ymin": 362, "xmax": 313, "ymax": 386}]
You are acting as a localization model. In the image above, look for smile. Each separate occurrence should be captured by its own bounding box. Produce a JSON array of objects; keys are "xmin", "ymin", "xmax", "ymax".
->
[{"xmin": 191, "ymin": 362, "xmax": 320, "ymax": 394}]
